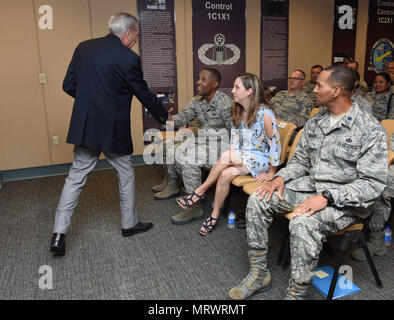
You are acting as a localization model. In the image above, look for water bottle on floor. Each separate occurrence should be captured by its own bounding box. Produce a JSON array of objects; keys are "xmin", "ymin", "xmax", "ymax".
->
[
  {"xmin": 384, "ymin": 226, "xmax": 392, "ymax": 247},
  {"xmin": 228, "ymin": 210, "xmax": 236, "ymax": 229}
]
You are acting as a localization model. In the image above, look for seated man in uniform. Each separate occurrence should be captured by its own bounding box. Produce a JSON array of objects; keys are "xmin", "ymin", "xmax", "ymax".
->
[
  {"xmin": 228, "ymin": 65, "xmax": 387, "ymax": 300},
  {"xmin": 303, "ymin": 64, "xmax": 323, "ymax": 106},
  {"xmin": 350, "ymin": 69, "xmax": 372, "ymax": 114},
  {"xmin": 270, "ymin": 69, "xmax": 314, "ymax": 142},
  {"xmin": 385, "ymin": 61, "xmax": 394, "ymax": 94},
  {"xmin": 152, "ymin": 68, "xmax": 233, "ymax": 225},
  {"xmin": 347, "ymin": 60, "xmax": 369, "ymax": 96}
]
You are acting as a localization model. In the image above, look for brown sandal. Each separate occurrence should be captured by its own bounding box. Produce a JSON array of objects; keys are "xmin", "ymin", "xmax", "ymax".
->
[
  {"xmin": 199, "ymin": 216, "xmax": 218, "ymax": 236},
  {"xmin": 176, "ymin": 191, "xmax": 205, "ymax": 210}
]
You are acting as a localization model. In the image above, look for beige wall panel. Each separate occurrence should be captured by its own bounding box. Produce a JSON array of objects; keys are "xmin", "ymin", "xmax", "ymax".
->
[
  {"xmin": 90, "ymin": 0, "xmax": 138, "ymax": 38},
  {"xmin": 174, "ymin": 0, "xmax": 189, "ymax": 112},
  {"xmin": 354, "ymin": 0, "xmax": 369, "ymax": 80},
  {"xmin": 288, "ymin": 0, "xmax": 334, "ymax": 82},
  {"xmin": 246, "ymin": 0, "xmax": 261, "ymax": 76},
  {"xmin": 0, "ymin": 0, "xmax": 51, "ymax": 170},
  {"xmin": 34, "ymin": 0, "xmax": 92, "ymax": 164},
  {"xmin": 184, "ymin": 0, "xmax": 195, "ymax": 105}
]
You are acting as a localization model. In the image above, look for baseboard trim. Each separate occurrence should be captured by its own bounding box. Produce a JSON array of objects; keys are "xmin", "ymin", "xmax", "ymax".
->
[{"xmin": 1, "ymin": 155, "xmax": 146, "ymax": 183}]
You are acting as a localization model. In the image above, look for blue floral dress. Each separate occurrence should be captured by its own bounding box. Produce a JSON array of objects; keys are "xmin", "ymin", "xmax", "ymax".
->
[{"xmin": 230, "ymin": 105, "xmax": 281, "ymax": 178}]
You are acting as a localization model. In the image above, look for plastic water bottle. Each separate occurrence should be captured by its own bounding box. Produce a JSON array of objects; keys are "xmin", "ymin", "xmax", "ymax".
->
[
  {"xmin": 228, "ymin": 210, "xmax": 236, "ymax": 229},
  {"xmin": 384, "ymin": 226, "xmax": 392, "ymax": 247}
]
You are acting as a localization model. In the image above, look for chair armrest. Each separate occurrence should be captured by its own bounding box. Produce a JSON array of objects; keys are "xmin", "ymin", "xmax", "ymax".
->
[{"xmin": 388, "ymin": 150, "xmax": 394, "ymax": 167}]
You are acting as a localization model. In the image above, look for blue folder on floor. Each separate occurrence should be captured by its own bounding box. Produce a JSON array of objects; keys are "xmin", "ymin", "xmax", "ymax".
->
[{"xmin": 312, "ymin": 266, "xmax": 361, "ymax": 299}]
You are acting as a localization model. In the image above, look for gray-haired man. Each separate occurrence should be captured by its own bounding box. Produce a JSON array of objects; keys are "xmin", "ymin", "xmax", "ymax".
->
[{"xmin": 50, "ymin": 13, "xmax": 169, "ymax": 256}]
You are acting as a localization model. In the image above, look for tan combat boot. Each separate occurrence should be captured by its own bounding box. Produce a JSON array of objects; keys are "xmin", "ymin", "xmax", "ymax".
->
[
  {"xmin": 283, "ymin": 279, "xmax": 309, "ymax": 300},
  {"xmin": 152, "ymin": 170, "xmax": 169, "ymax": 193},
  {"xmin": 351, "ymin": 231, "xmax": 387, "ymax": 261},
  {"xmin": 153, "ymin": 178, "xmax": 180, "ymax": 200},
  {"xmin": 228, "ymin": 250, "xmax": 272, "ymax": 300},
  {"xmin": 170, "ymin": 205, "xmax": 204, "ymax": 225}
]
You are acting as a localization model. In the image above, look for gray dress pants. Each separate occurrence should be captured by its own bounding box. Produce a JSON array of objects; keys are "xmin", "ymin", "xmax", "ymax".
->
[{"xmin": 53, "ymin": 146, "xmax": 138, "ymax": 234}]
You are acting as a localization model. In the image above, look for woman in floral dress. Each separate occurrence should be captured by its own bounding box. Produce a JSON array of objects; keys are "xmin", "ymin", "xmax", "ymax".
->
[{"xmin": 176, "ymin": 73, "xmax": 281, "ymax": 235}]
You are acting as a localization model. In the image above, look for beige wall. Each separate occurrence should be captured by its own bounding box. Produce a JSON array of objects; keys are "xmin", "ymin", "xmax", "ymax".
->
[
  {"xmin": 354, "ymin": 0, "xmax": 369, "ymax": 78},
  {"xmin": 288, "ymin": 0, "xmax": 335, "ymax": 79},
  {"xmin": 0, "ymin": 0, "xmax": 368, "ymax": 171}
]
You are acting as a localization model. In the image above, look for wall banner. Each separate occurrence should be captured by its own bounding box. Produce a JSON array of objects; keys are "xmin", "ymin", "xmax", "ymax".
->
[
  {"xmin": 364, "ymin": 0, "xmax": 394, "ymax": 86},
  {"xmin": 137, "ymin": 0, "xmax": 178, "ymax": 135},
  {"xmin": 332, "ymin": 0, "xmax": 358, "ymax": 65},
  {"xmin": 260, "ymin": 0, "xmax": 289, "ymax": 93},
  {"xmin": 192, "ymin": 0, "xmax": 246, "ymax": 95}
]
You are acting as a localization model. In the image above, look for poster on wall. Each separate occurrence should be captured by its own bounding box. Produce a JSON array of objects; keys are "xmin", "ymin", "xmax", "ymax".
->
[
  {"xmin": 137, "ymin": 0, "xmax": 178, "ymax": 136},
  {"xmin": 332, "ymin": 0, "xmax": 358, "ymax": 65},
  {"xmin": 364, "ymin": 0, "xmax": 394, "ymax": 86},
  {"xmin": 192, "ymin": 0, "xmax": 246, "ymax": 96},
  {"xmin": 260, "ymin": 0, "xmax": 289, "ymax": 94}
]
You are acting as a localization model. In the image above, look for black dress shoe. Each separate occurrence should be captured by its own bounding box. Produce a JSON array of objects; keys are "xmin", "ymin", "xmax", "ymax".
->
[
  {"xmin": 50, "ymin": 233, "xmax": 66, "ymax": 256},
  {"xmin": 122, "ymin": 222, "xmax": 153, "ymax": 237}
]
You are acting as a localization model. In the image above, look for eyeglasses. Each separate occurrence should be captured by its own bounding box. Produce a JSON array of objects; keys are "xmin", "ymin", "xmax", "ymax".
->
[{"xmin": 288, "ymin": 77, "xmax": 305, "ymax": 81}]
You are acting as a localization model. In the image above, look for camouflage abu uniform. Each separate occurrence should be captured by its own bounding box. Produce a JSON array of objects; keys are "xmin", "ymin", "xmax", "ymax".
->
[
  {"xmin": 302, "ymin": 80, "xmax": 318, "ymax": 106},
  {"xmin": 246, "ymin": 102, "xmax": 387, "ymax": 285},
  {"xmin": 270, "ymin": 90, "xmax": 314, "ymax": 143},
  {"xmin": 364, "ymin": 91, "xmax": 394, "ymax": 121},
  {"xmin": 356, "ymin": 79, "xmax": 369, "ymax": 97},
  {"xmin": 168, "ymin": 90, "xmax": 233, "ymax": 193},
  {"xmin": 369, "ymin": 133, "xmax": 394, "ymax": 231},
  {"xmin": 351, "ymin": 92, "xmax": 372, "ymax": 114}
]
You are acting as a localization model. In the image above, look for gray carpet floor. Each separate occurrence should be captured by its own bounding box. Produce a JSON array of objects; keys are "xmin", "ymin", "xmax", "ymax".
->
[{"xmin": 0, "ymin": 164, "xmax": 393, "ymax": 300}]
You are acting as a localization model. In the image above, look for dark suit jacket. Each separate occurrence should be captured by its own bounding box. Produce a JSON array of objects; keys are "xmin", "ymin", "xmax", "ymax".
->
[{"xmin": 63, "ymin": 33, "xmax": 168, "ymax": 155}]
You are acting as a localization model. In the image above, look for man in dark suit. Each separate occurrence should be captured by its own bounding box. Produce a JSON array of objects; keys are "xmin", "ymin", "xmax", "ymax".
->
[{"xmin": 50, "ymin": 13, "xmax": 169, "ymax": 256}]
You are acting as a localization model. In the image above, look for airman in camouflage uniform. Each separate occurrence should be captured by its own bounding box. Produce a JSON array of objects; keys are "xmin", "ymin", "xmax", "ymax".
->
[
  {"xmin": 302, "ymin": 65, "xmax": 323, "ymax": 106},
  {"xmin": 229, "ymin": 66, "xmax": 388, "ymax": 300},
  {"xmin": 352, "ymin": 92, "xmax": 372, "ymax": 114},
  {"xmin": 385, "ymin": 61, "xmax": 394, "ymax": 94},
  {"xmin": 153, "ymin": 68, "xmax": 233, "ymax": 224},
  {"xmin": 352, "ymin": 131, "xmax": 394, "ymax": 260},
  {"xmin": 347, "ymin": 61, "xmax": 369, "ymax": 96},
  {"xmin": 271, "ymin": 70, "xmax": 314, "ymax": 143},
  {"xmin": 365, "ymin": 90, "xmax": 394, "ymax": 121},
  {"xmin": 303, "ymin": 80, "xmax": 317, "ymax": 106},
  {"xmin": 350, "ymin": 69, "xmax": 372, "ymax": 114},
  {"xmin": 356, "ymin": 79, "xmax": 369, "ymax": 96}
]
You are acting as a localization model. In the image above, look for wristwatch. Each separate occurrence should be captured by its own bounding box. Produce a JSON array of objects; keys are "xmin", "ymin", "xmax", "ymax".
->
[{"xmin": 322, "ymin": 190, "xmax": 334, "ymax": 206}]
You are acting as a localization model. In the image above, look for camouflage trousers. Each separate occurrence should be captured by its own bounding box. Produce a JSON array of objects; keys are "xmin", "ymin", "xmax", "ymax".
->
[
  {"xmin": 369, "ymin": 165, "xmax": 394, "ymax": 231},
  {"xmin": 166, "ymin": 138, "xmax": 228, "ymax": 193},
  {"xmin": 246, "ymin": 188, "xmax": 356, "ymax": 285}
]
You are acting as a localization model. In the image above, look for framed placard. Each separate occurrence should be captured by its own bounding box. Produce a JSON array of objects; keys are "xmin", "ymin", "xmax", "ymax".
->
[
  {"xmin": 364, "ymin": 0, "xmax": 394, "ymax": 86},
  {"xmin": 260, "ymin": 0, "xmax": 289, "ymax": 92},
  {"xmin": 191, "ymin": 0, "xmax": 246, "ymax": 95},
  {"xmin": 137, "ymin": 0, "xmax": 178, "ymax": 133},
  {"xmin": 332, "ymin": 0, "xmax": 358, "ymax": 65}
]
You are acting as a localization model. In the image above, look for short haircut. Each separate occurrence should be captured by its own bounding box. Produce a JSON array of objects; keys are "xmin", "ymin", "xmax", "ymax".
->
[
  {"xmin": 311, "ymin": 65, "xmax": 323, "ymax": 71},
  {"xmin": 202, "ymin": 68, "xmax": 222, "ymax": 85},
  {"xmin": 350, "ymin": 69, "xmax": 360, "ymax": 89},
  {"xmin": 376, "ymin": 72, "xmax": 392, "ymax": 86},
  {"xmin": 293, "ymin": 69, "xmax": 306, "ymax": 79},
  {"xmin": 348, "ymin": 61, "xmax": 359, "ymax": 69},
  {"xmin": 325, "ymin": 65, "xmax": 356, "ymax": 93},
  {"xmin": 108, "ymin": 13, "xmax": 138, "ymax": 34}
]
